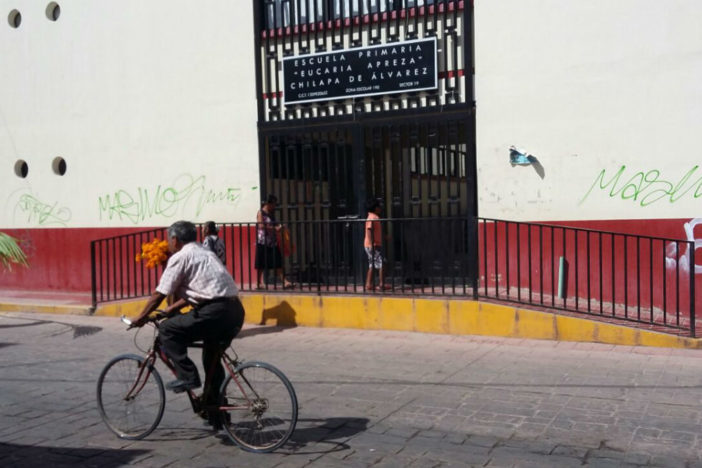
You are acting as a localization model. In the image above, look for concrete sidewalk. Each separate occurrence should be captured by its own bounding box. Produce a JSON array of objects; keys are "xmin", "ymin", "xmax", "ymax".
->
[{"xmin": 1, "ymin": 288, "xmax": 701, "ymax": 350}]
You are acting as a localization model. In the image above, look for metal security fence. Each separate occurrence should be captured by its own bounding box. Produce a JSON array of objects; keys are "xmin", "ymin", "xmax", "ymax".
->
[
  {"xmin": 477, "ymin": 219, "xmax": 698, "ymax": 336},
  {"xmin": 91, "ymin": 227, "xmax": 168, "ymax": 305},
  {"xmin": 263, "ymin": 217, "xmax": 476, "ymax": 294},
  {"xmin": 91, "ymin": 217, "xmax": 698, "ymax": 336},
  {"xmin": 90, "ymin": 218, "xmax": 476, "ymax": 304}
]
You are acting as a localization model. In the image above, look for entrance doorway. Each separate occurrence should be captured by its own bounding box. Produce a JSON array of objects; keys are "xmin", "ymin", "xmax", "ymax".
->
[{"xmin": 259, "ymin": 115, "xmax": 476, "ymax": 286}]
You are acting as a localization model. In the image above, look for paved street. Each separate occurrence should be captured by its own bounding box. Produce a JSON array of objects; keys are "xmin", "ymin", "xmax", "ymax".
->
[{"xmin": 2, "ymin": 312, "xmax": 702, "ymax": 467}]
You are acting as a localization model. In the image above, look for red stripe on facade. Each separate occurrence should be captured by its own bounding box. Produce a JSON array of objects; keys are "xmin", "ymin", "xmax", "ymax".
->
[
  {"xmin": 261, "ymin": 1, "xmax": 465, "ymax": 39},
  {"xmin": 1, "ymin": 218, "xmax": 696, "ymax": 297},
  {"xmin": 263, "ymin": 91, "xmax": 283, "ymax": 100},
  {"xmin": 0, "ymin": 227, "xmax": 152, "ymax": 292},
  {"xmin": 438, "ymin": 69, "xmax": 466, "ymax": 79}
]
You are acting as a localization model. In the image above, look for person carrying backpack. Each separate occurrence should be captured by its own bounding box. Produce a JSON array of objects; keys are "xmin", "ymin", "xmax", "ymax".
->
[{"xmin": 202, "ymin": 221, "xmax": 226, "ymax": 265}]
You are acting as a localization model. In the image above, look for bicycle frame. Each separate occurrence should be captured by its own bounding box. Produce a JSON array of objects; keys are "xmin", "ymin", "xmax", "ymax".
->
[
  {"xmin": 218, "ymin": 352, "xmax": 265, "ymax": 415},
  {"xmin": 126, "ymin": 321, "xmax": 256, "ymax": 416},
  {"xmin": 122, "ymin": 349, "xmax": 159, "ymax": 401}
]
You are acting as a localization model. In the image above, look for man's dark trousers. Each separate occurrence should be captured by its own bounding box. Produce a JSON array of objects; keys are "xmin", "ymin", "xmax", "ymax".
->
[{"xmin": 160, "ymin": 297, "xmax": 245, "ymax": 400}]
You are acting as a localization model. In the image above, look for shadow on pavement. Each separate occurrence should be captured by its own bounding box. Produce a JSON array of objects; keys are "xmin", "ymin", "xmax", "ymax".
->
[
  {"xmin": 284, "ymin": 417, "xmax": 370, "ymax": 455},
  {"xmin": 209, "ymin": 416, "xmax": 368, "ymax": 455},
  {"xmin": 0, "ymin": 321, "xmax": 44, "ymax": 329},
  {"xmin": 0, "ymin": 441, "xmax": 149, "ymax": 468},
  {"xmin": 0, "ymin": 316, "xmax": 102, "ymax": 339},
  {"xmin": 69, "ymin": 325, "xmax": 103, "ymax": 338},
  {"xmin": 143, "ymin": 427, "xmax": 214, "ymax": 442}
]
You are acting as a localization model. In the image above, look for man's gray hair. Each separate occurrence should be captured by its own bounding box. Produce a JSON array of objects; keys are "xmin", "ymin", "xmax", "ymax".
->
[{"xmin": 168, "ymin": 220, "xmax": 197, "ymax": 244}]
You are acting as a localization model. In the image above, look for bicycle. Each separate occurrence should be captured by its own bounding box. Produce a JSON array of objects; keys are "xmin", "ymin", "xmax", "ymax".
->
[{"xmin": 96, "ymin": 312, "xmax": 298, "ymax": 453}]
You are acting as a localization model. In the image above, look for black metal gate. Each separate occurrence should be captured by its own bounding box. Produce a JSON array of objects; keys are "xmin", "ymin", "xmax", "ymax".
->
[
  {"xmin": 253, "ymin": 0, "xmax": 477, "ymax": 285},
  {"xmin": 259, "ymin": 114, "xmax": 476, "ymax": 284},
  {"xmin": 362, "ymin": 118, "xmax": 471, "ymax": 219},
  {"xmin": 262, "ymin": 127, "xmax": 357, "ymax": 222},
  {"xmin": 362, "ymin": 117, "xmax": 475, "ymax": 284},
  {"xmin": 261, "ymin": 126, "xmax": 358, "ymax": 283},
  {"xmin": 262, "ymin": 118, "xmax": 472, "ymax": 219}
]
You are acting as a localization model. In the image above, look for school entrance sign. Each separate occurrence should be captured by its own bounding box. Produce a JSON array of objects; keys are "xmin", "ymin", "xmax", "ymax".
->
[{"xmin": 282, "ymin": 37, "xmax": 437, "ymax": 105}]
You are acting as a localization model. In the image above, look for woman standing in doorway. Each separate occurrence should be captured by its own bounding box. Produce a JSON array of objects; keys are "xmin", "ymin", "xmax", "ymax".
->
[{"xmin": 255, "ymin": 195, "xmax": 292, "ymax": 289}]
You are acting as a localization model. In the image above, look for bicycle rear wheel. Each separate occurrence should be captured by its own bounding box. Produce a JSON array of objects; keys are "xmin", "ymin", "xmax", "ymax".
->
[
  {"xmin": 97, "ymin": 353, "xmax": 165, "ymax": 440},
  {"xmin": 219, "ymin": 361, "xmax": 298, "ymax": 452}
]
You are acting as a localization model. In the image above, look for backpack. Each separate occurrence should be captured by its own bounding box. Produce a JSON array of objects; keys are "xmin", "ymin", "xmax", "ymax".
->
[{"xmin": 204, "ymin": 235, "xmax": 226, "ymax": 265}]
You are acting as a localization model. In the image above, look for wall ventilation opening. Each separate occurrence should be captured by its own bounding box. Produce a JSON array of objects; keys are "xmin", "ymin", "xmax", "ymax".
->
[
  {"xmin": 14, "ymin": 160, "xmax": 28, "ymax": 178},
  {"xmin": 8, "ymin": 9, "xmax": 21, "ymax": 28},
  {"xmin": 52, "ymin": 156, "xmax": 67, "ymax": 175},
  {"xmin": 46, "ymin": 2, "xmax": 60, "ymax": 21}
]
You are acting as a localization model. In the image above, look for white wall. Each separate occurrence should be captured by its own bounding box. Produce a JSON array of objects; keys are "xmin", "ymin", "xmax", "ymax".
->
[
  {"xmin": 5, "ymin": 1, "xmax": 701, "ymax": 228},
  {"xmin": 0, "ymin": 1, "xmax": 260, "ymax": 228},
  {"xmin": 475, "ymin": 0, "xmax": 702, "ymax": 221}
]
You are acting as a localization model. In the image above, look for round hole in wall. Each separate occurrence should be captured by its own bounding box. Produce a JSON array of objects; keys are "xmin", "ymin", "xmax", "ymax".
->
[
  {"xmin": 52, "ymin": 156, "xmax": 67, "ymax": 175},
  {"xmin": 46, "ymin": 2, "xmax": 60, "ymax": 21},
  {"xmin": 14, "ymin": 160, "xmax": 28, "ymax": 178},
  {"xmin": 8, "ymin": 9, "xmax": 21, "ymax": 28}
]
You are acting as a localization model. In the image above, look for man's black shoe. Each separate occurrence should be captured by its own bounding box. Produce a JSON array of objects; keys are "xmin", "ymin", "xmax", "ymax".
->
[
  {"xmin": 204, "ymin": 410, "xmax": 231, "ymax": 431},
  {"xmin": 208, "ymin": 412, "xmax": 224, "ymax": 431},
  {"xmin": 166, "ymin": 379, "xmax": 201, "ymax": 393}
]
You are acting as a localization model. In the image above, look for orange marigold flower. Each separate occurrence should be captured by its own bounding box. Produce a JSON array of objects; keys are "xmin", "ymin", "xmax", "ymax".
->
[{"xmin": 136, "ymin": 238, "xmax": 169, "ymax": 268}]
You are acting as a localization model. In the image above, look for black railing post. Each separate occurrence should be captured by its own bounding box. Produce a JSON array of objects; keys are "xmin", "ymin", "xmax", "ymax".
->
[
  {"xmin": 469, "ymin": 215, "xmax": 478, "ymax": 299},
  {"xmin": 690, "ymin": 240, "xmax": 696, "ymax": 337},
  {"xmin": 90, "ymin": 240, "xmax": 97, "ymax": 312},
  {"xmin": 352, "ymin": 124, "xmax": 367, "ymax": 285},
  {"xmin": 316, "ymin": 220, "xmax": 322, "ymax": 295}
]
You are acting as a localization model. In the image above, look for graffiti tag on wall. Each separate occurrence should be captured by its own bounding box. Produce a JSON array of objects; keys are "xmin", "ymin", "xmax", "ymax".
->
[
  {"xmin": 8, "ymin": 188, "xmax": 72, "ymax": 226},
  {"xmin": 665, "ymin": 218, "xmax": 702, "ymax": 275},
  {"xmin": 98, "ymin": 174, "xmax": 243, "ymax": 224},
  {"xmin": 579, "ymin": 165, "xmax": 702, "ymax": 207}
]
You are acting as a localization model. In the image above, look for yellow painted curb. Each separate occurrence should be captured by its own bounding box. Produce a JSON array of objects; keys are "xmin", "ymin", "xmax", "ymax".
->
[
  {"xmin": 0, "ymin": 303, "xmax": 92, "ymax": 315},
  {"xmin": 91, "ymin": 293, "xmax": 702, "ymax": 349},
  {"xmin": 94, "ymin": 299, "xmax": 149, "ymax": 318}
]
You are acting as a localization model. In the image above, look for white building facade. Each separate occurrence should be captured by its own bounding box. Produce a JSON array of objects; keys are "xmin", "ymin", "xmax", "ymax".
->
[{"xmin": 1, "ymin": 0, "xmax": 701, "ymax": 293}]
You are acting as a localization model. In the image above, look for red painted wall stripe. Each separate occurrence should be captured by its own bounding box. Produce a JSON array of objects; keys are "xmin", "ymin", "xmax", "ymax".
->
[{"xmin": 261, "ymin": 1, "xmax": 464, "ymax": 39}]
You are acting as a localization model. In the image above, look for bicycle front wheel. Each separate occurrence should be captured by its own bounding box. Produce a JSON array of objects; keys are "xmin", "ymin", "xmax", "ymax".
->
[
  {"xmin": 219, "ymin": 361, "xmax": 298, "ymax": 452},
  {"xmin": 97, "ymin": 353, "xmax": 165, "ymax": 440}
]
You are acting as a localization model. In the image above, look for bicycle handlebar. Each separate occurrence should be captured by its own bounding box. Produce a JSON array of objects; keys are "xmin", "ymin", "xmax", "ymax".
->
[
  {"xmin": 120, "ymin": 315, "xmax": 133, "ymax": 327},
  {"xmin": 121, "ymin": 310, "xmax": 168, "ymax": 330}
]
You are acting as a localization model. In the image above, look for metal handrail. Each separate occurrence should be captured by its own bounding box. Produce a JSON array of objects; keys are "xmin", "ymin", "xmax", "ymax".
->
[{"xmin": 90, "ymin": 217, "xmax": 698, "ymax": 336}]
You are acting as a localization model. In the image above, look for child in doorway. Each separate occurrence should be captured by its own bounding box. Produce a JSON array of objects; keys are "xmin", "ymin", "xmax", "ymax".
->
[{"xmin": 364, "ymin": 199, "xmax": 389, "ymax": 291}]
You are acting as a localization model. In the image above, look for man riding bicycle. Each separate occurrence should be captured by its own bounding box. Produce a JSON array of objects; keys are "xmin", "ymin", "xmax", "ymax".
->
[{"xmin": 131, "ymin": 220, "xmax": 245, "ymax": 424}]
